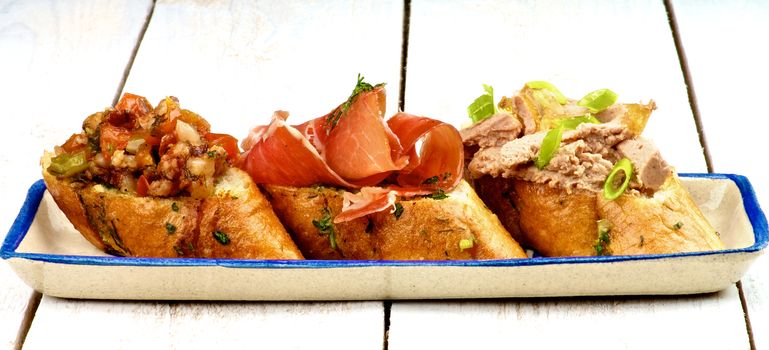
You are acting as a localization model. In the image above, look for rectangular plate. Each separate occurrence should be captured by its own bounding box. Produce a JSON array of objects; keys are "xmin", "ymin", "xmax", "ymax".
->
[{"xmin": 2, "ymin": 174, "xmax": 767, "ymax": 300}]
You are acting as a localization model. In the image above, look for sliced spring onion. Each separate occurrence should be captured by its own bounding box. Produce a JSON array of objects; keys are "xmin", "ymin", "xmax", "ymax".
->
[
  {"xmin": 603, "ymin": 158, "xmax": 633, "ymax": 200},
  {"xmin": 526, "ymin": 81, "xmax": 567, "ymax": 105},
  {"xmin": 47, "ymin": 151, "xmax": 90, "ymax": 178},
  {"xmin": 556, "ymin": 114, "xmax": 601, "ymax": 130},
  {"xmin": 535, "ymin": 126, "xmax": 563, "ymax": 170},
  {"xmin": 578, "ymin": 88, "xmax": 618, "ymax": 113},
  {"xmin": 467, "ymin": 84, "xmax": 496, "ymax": 123},
  {"xmin": 459, "ymin": 238, "xmax": 474, "ymax": 251}
]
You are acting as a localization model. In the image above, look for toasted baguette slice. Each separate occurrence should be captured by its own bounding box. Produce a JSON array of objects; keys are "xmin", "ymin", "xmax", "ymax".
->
[
  {"xmin": 478, "ymin": 174, "xmax": 724, "ymax": 257},
  {"xmin": 42, "ymin": 152, "xmax": 303, "ymax": 259},
  {"xmin": 262, "ymin": 180, "xmax": 527, "ymax": 260}
]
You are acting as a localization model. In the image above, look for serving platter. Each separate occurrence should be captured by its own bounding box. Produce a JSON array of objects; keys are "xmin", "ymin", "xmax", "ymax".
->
[{"xmin": 2, "ymin": 173, "xmax": 766, "ymax": 300}]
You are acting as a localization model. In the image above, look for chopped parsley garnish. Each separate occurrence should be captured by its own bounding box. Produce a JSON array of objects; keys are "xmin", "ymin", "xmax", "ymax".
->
[
  {"xmin": 325, "ymin": 74, "xmax": 384, "ymax": 132},
  {"xmin": 207, "ymin": 151, "xmax": 217, "ymax": 158},
  {"xmin": 165, "ymin": 222, "xmax": 177, "ymax": 234},
  {"xmin": 171, "ymin": 202, "xmax": 179, "ymax": 212},
  {"xmin": 427, "ymin": 189, "xmax": 449, "ymax": 200},
  {"xmin": 213, "ymin": 230, "xmax": 230, "ymax": 245},
  {"xmin": 673, "ymin": 221, "xmax": 684, "ymax": 230},
  {"xmin": 422, "ymin": 176, "xmax": 439, "ymax": 185},
  {"xmin": 393, "ymin": 202, "xmax": 404, "ymax": 219},
  {"xmin": 312, "ymin": 207, "xmax": 338, "ymax": 250},
  {"xmin": 594, "ymin": 219, "xmax": 612, "ymax": 256},
  {"xmin": 173, "ymin": 245, "xmax": 184, "ymax": 256}
]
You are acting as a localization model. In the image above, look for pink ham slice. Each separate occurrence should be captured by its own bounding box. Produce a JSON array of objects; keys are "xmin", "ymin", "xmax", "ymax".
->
[{"xmin": 240, "ymin": 86, "xmax": 464, "ymax": 222}]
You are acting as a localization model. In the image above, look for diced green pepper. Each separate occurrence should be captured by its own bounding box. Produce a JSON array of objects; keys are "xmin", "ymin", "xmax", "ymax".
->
[{"xmin": 47, "ymin": 151, "xmax": 90, "ymax": 178}]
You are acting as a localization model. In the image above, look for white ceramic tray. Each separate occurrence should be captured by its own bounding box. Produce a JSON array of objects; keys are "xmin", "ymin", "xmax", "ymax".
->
[{"xmin": 2, "ymin": 174, "xmax": 766, "ymax": 300}]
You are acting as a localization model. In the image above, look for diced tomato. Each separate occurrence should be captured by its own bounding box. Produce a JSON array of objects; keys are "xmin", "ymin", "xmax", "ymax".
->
[
  {"xmin": 136, "ymin": 175, "xmax": 149, "ymax": 197},
  {"xmin": 156, "ymin": 97, "xmax": 183, "ymax": 135},
  {"xmin": 100, "ymin": 124, "xmax": 131, "ymax": 161},
  {"xmin": 61, "ymin": 133, "xmax": 87, "ymax": 153},
  {"xmin": 153, "ymin": 99, "xmax": 210, "ymax": 137},
  {"xmin": 205, "ymin": 133, "xmax": 240, "ymax": 162},
  {"xmin": 116, "ymin": 93, "xmax": 152, "ymax": 118},
  {"xmin": 143, "ymin": 133, "xmax": 161, "ymax": 146}
]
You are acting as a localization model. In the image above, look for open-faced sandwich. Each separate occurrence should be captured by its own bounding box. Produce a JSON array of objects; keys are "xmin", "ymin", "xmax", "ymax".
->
[
  {"xmin": 240, "ymin": 76, "xmax": 527, "ymax": 260},
  {"xmin": 461, "ymin": 82, "xmax": 724, "ymax": 257},
  {"xmin": 42, "ymin": 93, "xmax": 303, "ymax": 259}
]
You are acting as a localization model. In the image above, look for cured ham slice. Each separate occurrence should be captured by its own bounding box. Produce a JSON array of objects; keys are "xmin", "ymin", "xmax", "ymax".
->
[{"xmin": 240, "ymin": 84, "xmax": 464, "ymax": 222}]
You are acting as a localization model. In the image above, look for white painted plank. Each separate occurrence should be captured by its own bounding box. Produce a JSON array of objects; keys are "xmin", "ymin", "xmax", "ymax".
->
[
  {"xmin": 24, "ymin": 296, "xmax": 382, "ymax": 350},
  {"xmin": 405, "ymin": 0, "xmax": 706, "ymax": 172},
  {"xmin": 672, "ymin": 1, "xmax": 769, "ymax": 347},
  {"xmin": 123, "ymin": 0, "xmax": 405, "ymax": 138},
  {"xmin": 392, "ymin": 1, "xmax": 749, "ymax": 349},
  {"xmin": 0, "ymin": 0, "xmax": 152, "ymax": 347},
  {"xmin": 24, "ymin": 1, "xmax": 402, "ymax": 348},
  {"xmin": 389, "ymin": 288, "xmax": 748, "ymax": 350}
]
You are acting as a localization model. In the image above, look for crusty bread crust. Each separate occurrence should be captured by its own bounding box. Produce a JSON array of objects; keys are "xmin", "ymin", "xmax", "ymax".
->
[
  {"xmin": 42, "ymin": 153, "xmax": 303, "ymax": 259},
  {"xmin": 479, "ymin": 174, "xmax": 724, "ymax": 257},
  {"xmin": 263, "ymin": 180, "xmax": 527, "ymax": 260}
]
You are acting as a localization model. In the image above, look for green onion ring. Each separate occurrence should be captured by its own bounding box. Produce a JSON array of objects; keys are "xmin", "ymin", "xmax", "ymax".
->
[
  {"xmin": 526, "ymin": 81, "xmax": 567, "ymax": 105},
  {"xmin": 535, "ymin": 126, "xmax": 564, "ymax": 170},
  {"xmin": 578, "ymin": 88, "xmax": 618, "ymax": 113},
  {"xmin": 603, "ymin": 158, "xmax": 633, "ymax": 200}
]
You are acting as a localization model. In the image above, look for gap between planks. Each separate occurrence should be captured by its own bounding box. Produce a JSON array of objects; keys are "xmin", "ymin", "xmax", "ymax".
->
[
  {"xmin": 387, "ymin": 1, "xmax": 411, "ymax": 348},
  {"xmin": 664, "ymin": 1, "xmax": 754, "ymax": 349},
  {"xmin": 13, "ymin": 291, "xmax": 41, "ymax": 350},
  {"xmin": 13, "ymin": 2, "xmax": 155, "ymax": 348}
]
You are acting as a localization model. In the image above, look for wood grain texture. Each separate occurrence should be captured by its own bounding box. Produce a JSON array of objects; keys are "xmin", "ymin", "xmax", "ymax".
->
[
  {"xmin": 24, "ymin": 297, "xmax": 383, "ymax": 350},
  {"xmin": 388, "ymin": 289, "xmax": 749, "ymax": 350},
  {"xmin": 123, "ymin": 0, "xmax": 405, "ymax": 137},
  {"xmin": 404, "ymin": 0, "xmax": 706, "ymax": 172},
  {"xmin": 390, "ymin": 1, "xmax": 749, "ymax": 348},
  {"xmin": 672, "ymin": 0, "xmax": 769, "ymax": 347},
  {"xmin": 0, "ymin": 0, "xmax": 152, "ymax": 347},
  {"xmin": 23, "ymin": 1, "xmax": 402, "ymax": 348}
]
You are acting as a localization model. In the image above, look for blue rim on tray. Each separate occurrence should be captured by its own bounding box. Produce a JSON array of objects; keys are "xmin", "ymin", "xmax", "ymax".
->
[{"xmin": 2, "ymin": 173, "xmax": 767, "ymax": 269}]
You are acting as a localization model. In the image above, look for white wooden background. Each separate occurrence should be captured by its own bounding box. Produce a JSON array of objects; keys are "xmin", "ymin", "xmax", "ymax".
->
[{"xmin": 0, "ymin": 0, "xmax": 765, "ymax": 349}]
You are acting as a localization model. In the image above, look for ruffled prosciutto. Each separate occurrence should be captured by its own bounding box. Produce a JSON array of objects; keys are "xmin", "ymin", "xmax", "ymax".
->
[{"xmin": 240, "ymin": 85, "xmax": 463, "ymax": 222}]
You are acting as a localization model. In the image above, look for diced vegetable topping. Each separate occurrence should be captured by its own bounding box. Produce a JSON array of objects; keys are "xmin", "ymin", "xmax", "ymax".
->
[
  {"xmin": 603, "ymin": 158, "xmax": 633, "ymax": 200},
  {"xmin": 467, "ymin": 84, "xmax": 496, "ymax": 123},
  {"xmin": 49, "ymin": 93, "xmax": 240, "ymax": 198},
  {"xmin": 578, "ymin": 88, "xmax": 618, "ymax": 113},
  {"xmin": 47, "ymin": 151, "xmax": 90, "ymax": 178},
  {"xmin": 526, "ymin": 81, "xmax": 567, "ymax": 105}
]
